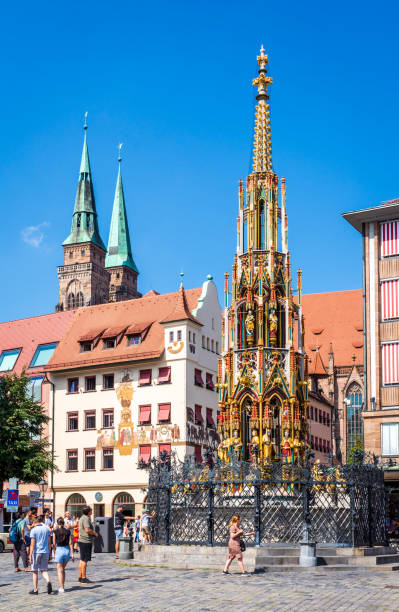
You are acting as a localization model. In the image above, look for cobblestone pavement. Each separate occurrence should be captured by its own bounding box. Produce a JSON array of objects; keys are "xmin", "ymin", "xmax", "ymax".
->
[{"xmin": 2, "ymin": 551, "xmax": 399, "ymax": 611}]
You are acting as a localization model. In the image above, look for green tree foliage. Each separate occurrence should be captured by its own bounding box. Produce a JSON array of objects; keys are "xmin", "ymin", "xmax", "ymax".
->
[
  {"xmin": 346, "ymin": 437, "xmax": 364, "ymax": 465},
  {"xmin": 0, "ymin": 370, "xmax": 56, "ymax": 498}
]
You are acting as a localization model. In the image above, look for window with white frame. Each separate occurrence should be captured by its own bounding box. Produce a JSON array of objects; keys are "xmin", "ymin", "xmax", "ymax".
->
[{"xmin": 382, "ymin": 423, "xmax": 399, "ymax": 455}]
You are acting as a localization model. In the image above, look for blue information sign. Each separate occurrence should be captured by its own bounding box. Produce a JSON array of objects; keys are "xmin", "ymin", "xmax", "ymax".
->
[{"xmin": 7, "ymin": 489, "xmax": 19, "ymax": 509}]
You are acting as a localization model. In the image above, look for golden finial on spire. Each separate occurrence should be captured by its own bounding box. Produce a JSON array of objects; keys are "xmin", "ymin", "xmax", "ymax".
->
[{"xmin": 252, "ymin": 46, "xmax": 273, "ymax": 173}]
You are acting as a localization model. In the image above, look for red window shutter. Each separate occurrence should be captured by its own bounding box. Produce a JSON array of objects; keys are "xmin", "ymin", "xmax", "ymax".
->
[
  {"xmin": 381, "ymin": 220, "xmax": 399, "ymax": 257},
  {"xmin": 158, "ymin": 367, "xmax": 171, "ymax": 384},
  {"xmin": 195, "ymin": 405, "xmax": 203, "ymax": 424},
  {"xmin": 206, "ymin": 373, "xmax": 215, "ymax": 390},
  {"xmin": 158, "ymin": 403, "xmax": 171, "ymax": 422},
  {"xmin": 194, "ymin": 444, "xmax": 202, "ymax": 463},
  {"xmin": 206, "ymin": 408, "xmax": 215, "ymax": 427},
  {"xmin": 139, "ymin": 369, "xmax": 152, "ymax": 385},
  {"xmin": 159, "ymin": 443, "xmax": 171, "ymax": 455},
  {"xmin": 139, "ymin": 405, "xmax": 151, "ymax": 424},
  {"xmin": 383, "ymin": 342, "xmax": 399, "ymax": 384},
  {"xmin": 194, "ymin": 369, "xmax": 204, "ymax": 386},
  {"xmin": 139, "ymin": 445, "xmax": 151, "ymax": 462}
]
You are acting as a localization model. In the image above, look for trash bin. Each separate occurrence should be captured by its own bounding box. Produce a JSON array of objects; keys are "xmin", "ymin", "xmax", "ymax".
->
[{"xmin": 94, "ymin": 517, "xmax": 115, "ymax": 553}]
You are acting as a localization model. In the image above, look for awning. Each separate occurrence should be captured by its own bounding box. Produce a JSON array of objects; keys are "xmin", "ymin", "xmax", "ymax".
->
[
  {"xmin": 206, "ymin": 373, "xmax": 215, "ymax": 390},
  {"xmin": 195, "ymin": 369, "xmax": 204, "ymax": 386},
  {"xmin": 158, "ymin": 367, "xmax": 171, "ymax": 384},
  {"xmin": 139, "ymin": 369, "xmax": 152, "ymax": 385},
  {"xmin": 139, "ymin": 405, "xmax": 151, "ymax": 424},
  {"xmin": 194, "ymin": 445, "xmax": 202, "ymax": 463},
  {"xmin": 206, "ymin": 408, "xmax": 215, "ymax": 428},
  {"xmin": 158, "ymin": 404, "xmax": 171, "ymax": 422},
  {"xmin": 102, "ymin": 325, "xmax": 127, "ymax": 339},
  {"xmin": 79, "ymin": 328, "xmax": 104, "ymax": 342},
  {"xmin": 195, "ymin": 405, "xmax": 203, "ymax": 424},
  {"xmin": 139, "ymin": 445, "xmax": 151, "ymax": 461}
]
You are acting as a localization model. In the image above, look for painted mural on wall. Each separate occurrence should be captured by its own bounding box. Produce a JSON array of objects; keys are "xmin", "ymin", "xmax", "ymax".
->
[
  {"xmin": 96, "ymin": 429, "xmax": 116, "ymax": 449},
  {"xmin": 115, "ymin": 373, "xmax": 135, "ymax": 455}
]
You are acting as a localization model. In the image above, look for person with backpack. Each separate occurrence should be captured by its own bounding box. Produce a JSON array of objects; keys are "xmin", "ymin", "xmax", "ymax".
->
[
  {"xmin": 52, "ymin": 517, "xmax": 74, "ymax": 593},
  {"xmin": 10, "ymin": 512, "xmax": 29, "ymax": 572}
]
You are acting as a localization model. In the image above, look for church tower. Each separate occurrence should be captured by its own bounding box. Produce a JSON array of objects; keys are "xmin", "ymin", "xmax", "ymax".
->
[
  {"xmin": 105, "ymin": 152, "xmax": 141, "ymax": 302},
  {"xmin": 57, "ymin": 123, "xmax": 110, "ymax": 310},
  {"xmin": 217, "ymin": 48, "xmax": 308, "ymax": 464}
]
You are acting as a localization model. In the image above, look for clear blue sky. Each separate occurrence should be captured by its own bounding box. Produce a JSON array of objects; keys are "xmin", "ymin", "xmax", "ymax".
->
[{"xmin": 1, "ymin": 0, "xmax": 398, "ymax": 321}]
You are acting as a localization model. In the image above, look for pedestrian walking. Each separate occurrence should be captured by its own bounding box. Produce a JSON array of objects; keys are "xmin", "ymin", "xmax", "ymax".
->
[
  {"xmin": 53, "ymin": 517, "xmax": 74, "ymax": 593},
  {"xmin": 141, "ymin": 509, "xmax": 156, "ymax": 544},
  {"xmin": 23, "ymin": 506, "xmax": 37, "ymax": 552},
  {"xmin": 113, "ymin": 504, "xmax": 135, "ymax": 559},
  {"xmin": 64, "ymin": 511, "xmax": 75, "ymax": 530},
  {"xmin": 77, "ymin": 506, "xmax": 98, "ymax": 583},
  {"xmin": 134, "ymin": 515, "xmax": 141, "ymax": 543},
  {"xmin": 10, "ymin": 512, "xmax": 29, "ymax": 572},
  {"xmin": 223, "ymin": 514, "xmax": 255, "ymax": 575},
  {"xmin": 28, "ymin": 515, "xmax": 52, "ymax": 595},
  {"xmin": 73, "ymin": 517, "xmax": 79, "ymax": 552}
]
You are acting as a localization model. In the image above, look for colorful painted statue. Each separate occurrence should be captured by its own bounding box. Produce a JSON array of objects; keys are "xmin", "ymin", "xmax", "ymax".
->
[
  {"xmin": 250, "ymin": 429, "xmax": 260, "ymax": 459},
  {"xmin": 245, "ymin": 310, "xmax": 255, "ymax": 346},
  {"xmin": 269, "ymin": 303, "xmax": 278, "ymax": 346},
  {"xmin": 262, "ymin": 427, "xmax": 273, "ymax": 462},
  {"xmin": 230, "ymin": 429, "xmax": 243, "ymax": 460},
  {"xmin": 281, "ymin": 428, "xmax": 293, "ymax": 464},
  {"xmin": 217, "ymin": 431, "xmax": 229, "ymax": 462},
  {"xmin": 292, "ymin": 429, "xmax": 303, "ymax": 463}
]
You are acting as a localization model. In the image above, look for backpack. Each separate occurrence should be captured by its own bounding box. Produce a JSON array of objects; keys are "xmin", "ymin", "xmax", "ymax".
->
[{"xmin": 9, "ymin": 519, "xmax": 23, "ymax": 543}]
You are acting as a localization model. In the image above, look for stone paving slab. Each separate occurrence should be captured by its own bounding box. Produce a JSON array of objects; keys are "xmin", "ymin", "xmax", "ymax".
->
[{"xmin": 2, "ymin": 550, "xmax": 399, "ymax": 611}]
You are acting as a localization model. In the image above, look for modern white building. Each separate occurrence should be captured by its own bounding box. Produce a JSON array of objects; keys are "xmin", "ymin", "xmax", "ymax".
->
[{"xmin": 45, "ymin": 278, "xmax": 221, "ymax": 518}]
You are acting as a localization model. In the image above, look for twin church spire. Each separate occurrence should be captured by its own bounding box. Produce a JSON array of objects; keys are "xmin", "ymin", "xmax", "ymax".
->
[{"xmin": 57, "ymin": 123, "xmax": 140, "ymax": 311}]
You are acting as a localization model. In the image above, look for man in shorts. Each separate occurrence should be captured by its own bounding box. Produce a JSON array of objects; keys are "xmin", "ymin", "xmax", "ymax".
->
[
  {"xmin": 78, "ymin": 506, "xmax": 98, "ymax": 583},
  {"xmin": 28, "ymin": 515, "xmax": 52, "ymax": 595},
  {"xmin": 113, "ymin": 504, "xmax": 135, "ymax": 559}
]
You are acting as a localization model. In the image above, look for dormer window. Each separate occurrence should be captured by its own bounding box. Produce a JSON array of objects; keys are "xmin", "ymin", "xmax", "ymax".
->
[
  {"xmin": 127, "ymin": 334, "xmax": 141, "ymax": 346},
  {"xmin": 80, "ymin": 342, "xmax": 92, "ymax": 352},
  {"xmin": 169, "ymin": 331, "xmax": 174, "ymax": 343},
  {"xmin": 103, "ymin": 338, "xmax": 116, "ymax": 350},
  {"xmin": 177, "ymin": 330, "xmax": 182, "ymax": 341}
]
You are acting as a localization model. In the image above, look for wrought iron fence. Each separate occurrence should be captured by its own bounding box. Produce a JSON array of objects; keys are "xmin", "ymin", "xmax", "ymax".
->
[{"xmin": 146, "ymin": 452, "xmax": 387, "ymax": 547}]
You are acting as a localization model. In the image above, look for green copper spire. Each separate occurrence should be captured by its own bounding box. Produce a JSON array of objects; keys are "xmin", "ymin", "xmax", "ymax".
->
[
  {"xmin": 105, "ymin": 150, "xmax": 139, "ymax": 273},
  {"xmin": 63, "ymin": 120, "xmax": 106, "ymax": 250}
]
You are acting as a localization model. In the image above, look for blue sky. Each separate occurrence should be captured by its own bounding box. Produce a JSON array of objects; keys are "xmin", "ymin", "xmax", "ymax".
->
[{"xmin": 1, "ymin": 0, "xmax": 399, "ymax": 321}]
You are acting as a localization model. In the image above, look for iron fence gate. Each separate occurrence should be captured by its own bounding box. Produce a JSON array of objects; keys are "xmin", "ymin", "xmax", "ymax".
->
[{"xmin": 147, "ymin": 455, "xmax": 387, "ymax": 547}]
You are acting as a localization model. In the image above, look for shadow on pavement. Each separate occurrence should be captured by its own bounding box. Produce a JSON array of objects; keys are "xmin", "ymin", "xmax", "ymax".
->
[
  {"xmin": 67, "ymin": 584, "xmax": 102, "ymax": 592},
  {"xmin": 96, "ymin": 577, "xmax": 134, "ymax": 583}
]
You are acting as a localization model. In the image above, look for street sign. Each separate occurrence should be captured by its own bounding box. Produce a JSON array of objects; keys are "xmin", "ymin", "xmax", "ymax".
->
[
  {"xmin": 36, "ymin": 498, "xmax": 53, "ymax": 503},
  {"xmin": 9, "ymin": 478, "xmax": 18, "ymax": 490},
  {"xmin": 6, "ymin": 489, "xmax": 19, "ymax": 511},
  {"xmin": 29, "ymin": 491, "xmax": 40, "ymax": 507}
]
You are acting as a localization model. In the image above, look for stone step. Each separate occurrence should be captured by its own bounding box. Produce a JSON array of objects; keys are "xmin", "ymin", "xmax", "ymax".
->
[{"xmin": 336, "ymin": 546, "xmax": 396, "ymax": 557}]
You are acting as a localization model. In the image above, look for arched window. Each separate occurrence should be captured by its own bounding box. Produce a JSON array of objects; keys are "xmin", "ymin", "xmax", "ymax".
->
[
  {"xmin": 346, "ymin": 384, "xmax": 363, "ymax": 452},
  {"xmin": 276, "ymin": 291, "xmax": 286, "ymax": 348},
  {"xmin": 67, "ymin": 293, "xmax": 75, "ymax": 310},
  {"xmin": 113, "ymin": 492, "xmax": 135, "ymax": 517},
  {"xmin": 243, "ymin": 216, "xmax": 248, "ymax": 253},
  {"xmin": 86, "ymin": 213, "xmax": 91, "ymax": 229},
  {"xmin": 66, "ymin": 493, "xmax": 86, "ymax": 518},
  {"xmin": 77, "ymin": 292, "xmax": 84, "ymax": 307},
  {"xmin": 258, "ymin": 200, "xmax": 265, "ymax": 250}
]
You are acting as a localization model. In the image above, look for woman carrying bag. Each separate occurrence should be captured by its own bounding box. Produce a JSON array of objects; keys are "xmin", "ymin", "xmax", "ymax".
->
[{"xmin": 223, "ymin": 514, "xmax": 255, "ymax": 575}]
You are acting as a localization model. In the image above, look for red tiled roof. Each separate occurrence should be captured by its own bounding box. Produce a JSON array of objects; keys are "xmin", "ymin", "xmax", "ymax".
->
[
  {"xmin": 46, "ymin": 287, "xmax": 202, "ymax": 372},
  {"xmin": 0, "ymin": 310, "xmax": 76, "ymax": 375},
  {"xmin": 161, "ymin": 285, "xmax": 202, "ymax": 325},
  {"xmin": 297, "ymin": 289, "xmax": 363, "ymax": 368}
]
